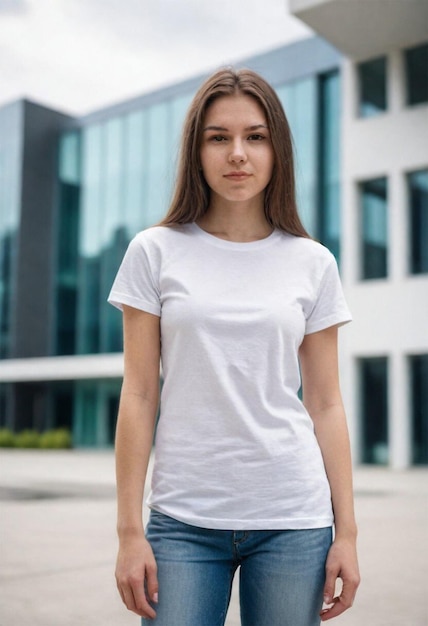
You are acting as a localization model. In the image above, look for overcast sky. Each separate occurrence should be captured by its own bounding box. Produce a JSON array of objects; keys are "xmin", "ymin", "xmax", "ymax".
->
[{"xmin": 0, "ymin": 0, "xmax": 312, "ymax": 116}]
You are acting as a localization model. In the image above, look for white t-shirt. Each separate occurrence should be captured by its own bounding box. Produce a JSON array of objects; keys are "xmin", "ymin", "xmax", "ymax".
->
[{"xmin": 108, "ymin": 223, "xmax": 351, "ymax": 530}]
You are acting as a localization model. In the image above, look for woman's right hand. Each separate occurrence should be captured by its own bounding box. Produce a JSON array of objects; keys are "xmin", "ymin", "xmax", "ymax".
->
[{"xmin": 115, "ymin": 532, "xmax": 159, "ymax": 619}]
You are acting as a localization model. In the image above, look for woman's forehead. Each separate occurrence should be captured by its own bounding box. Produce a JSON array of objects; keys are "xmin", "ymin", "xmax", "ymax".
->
[{"xmin": 203, "ymin": 93, "xmax": 267, "ymax": 127}]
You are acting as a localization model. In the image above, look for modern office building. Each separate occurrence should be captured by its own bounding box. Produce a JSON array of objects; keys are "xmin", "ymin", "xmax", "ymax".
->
[{"xmin": 1, "ymin": 0, "xmax": 427, "ymax": 467}]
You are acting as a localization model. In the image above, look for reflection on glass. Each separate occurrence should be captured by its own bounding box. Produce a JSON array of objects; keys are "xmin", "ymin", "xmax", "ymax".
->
[
  {"xmin": 170, "ymin": 93, "xmax": 194, "ymax": 171},
  {"xmin": 360, "ymin": 357, "xmax": 389, "ymax": 465},
  {"xmin": 277, "ymin": 78, "xmax": 318, "ymax": 236},
  {"xmin": 358, "ymin": 57, "xmax": 387, "ymax": 118},
  {"xmin": 405, "ymin": 43, "xmax": 428, "ymax": 106},
  {"xmin": 319, "ymin": 70, "xmax": 341, "ymax": 261},
  {"xmin": 145, "ymin": 102, "xmax": 171, "ymax": 228},
  {"xmin": 0, "ymin": 104, "xmax": 21, "ymax": 359},
  {"xmin": 77, "ymin": 125, "xmax": 104, "ymax": 354},
  {"xmin": 360, "ymin": 177, "xmax": 388, "ymax": 279},
  {"xmin": 72, "ymin": 92, "xmax": 194, "ymax": 354},
  {"xmin": 408, "ymin": 169, "xmax": 428, "ymax": 274},
  {"xmin": 74, "ymin": 379, "xmax": 122, "ymax": 447},
  {"xmin": 55, "ymin": 131, "xmax": 81, "ymax": 355},
  {"xmin": 410, "ymin": 354, "xmax": 428, "ymax": 465},
  {"xmin": 124, "ymin": 110, "xmax": 147, "ymax": 239}
]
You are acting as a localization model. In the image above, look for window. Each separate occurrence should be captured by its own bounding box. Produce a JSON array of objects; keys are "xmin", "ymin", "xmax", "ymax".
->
[
  {"xmin": 405, "ymin": 43, "xmax": 428, "ymax": 106},
  {"xmin": 0, "ymin": 104, "xmax": 22, "ymax": 359},
  {"xmin": 360, "ymin": 357, "xmax": 389, "ymax": 464},
  {"xmin": 357, "ymin": 57, "xmax": 387, "ymax": 117},
  {"xmin": 408, "ymin": 169, "xmax": 428, "ymax": 274},
  {"xmin": 410, "ymin": 355, "xmax": 428, "ymax": 465},
  {"xmin": 277, "ymin": 73, "xmax": 342, "ymax": 261},
  {"xmin": 318, "ymin": 71, "xmax": 341, "ymax": 261},
  {"xmin": 55, "ymin": 131, "xmax": 81, "ymax": 355},
  {"xmin": 277, "ymin": 78, "xmax": 318, "ymax": 236},
  {"xmin": 360, "ymin": 177, "xmax": 388, "ymax": 279}
]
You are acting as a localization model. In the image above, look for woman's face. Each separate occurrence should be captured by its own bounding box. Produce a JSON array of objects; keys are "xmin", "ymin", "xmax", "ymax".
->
[{"xmin": 200, "ymin": 93, "xmax": 274, "ymax": 209}]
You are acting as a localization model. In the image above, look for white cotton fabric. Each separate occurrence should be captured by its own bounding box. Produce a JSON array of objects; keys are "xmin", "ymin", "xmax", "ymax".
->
[{"xmin": 108, "ymin": 223, "xmax": 352, "ymax": 530}]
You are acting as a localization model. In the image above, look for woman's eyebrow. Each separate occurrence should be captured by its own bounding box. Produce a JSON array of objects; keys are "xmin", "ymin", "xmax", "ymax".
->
[
  {"xmin": 203, "ymin": 125, "xmax": 227, "ymax": 132},
  {"xmin": 245, "ymin": 124, "xmax": 269, "ymax": 131},
  {"xmin": 202, "ymin": 124, "xmax": 269, "ymax": 132}
]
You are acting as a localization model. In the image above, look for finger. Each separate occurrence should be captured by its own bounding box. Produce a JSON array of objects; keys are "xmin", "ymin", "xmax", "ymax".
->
[
  {"xmin": 118, "ymin": 579, "xmax": 156, "ymax": 619},
  {"xmin": 323, "ymin": 564, "xmax": 338, "ymax": 606},
  {"xmin": 146, "ymin": 560, "xmax": 159, "ymax": 604},
  {"xmin": 320, "ymin": 595, "xmax": 340, "ymax": 619},
  {"xmin": 121, "ymin": 585, "xmax": 139, "ymax": 614},
  {"xmin": 320, "ymin": 583, "xmax": 357, "ymax": 622},
  {"xmin": 130, "ymin": 581, "xmax": 157, "ymax": 619},
  {"xmin": 117, "ymin": 582, "xmax": 126, "ymax": 606}
]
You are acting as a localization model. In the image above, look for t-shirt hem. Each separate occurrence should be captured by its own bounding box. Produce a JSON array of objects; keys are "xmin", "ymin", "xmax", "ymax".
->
[
  {"xmin": 148, "ymin": 505, "xmax": 333, "ymax": 531},
  {"xmin": 305, "ymin": 313, "xmax": 352, "ymax": 335},
  {"xmin": 108, "ymin": 292, "xmax": 161, "ymax": 317}
]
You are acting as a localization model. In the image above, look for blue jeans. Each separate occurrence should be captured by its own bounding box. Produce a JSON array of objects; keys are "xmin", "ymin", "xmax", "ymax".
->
[{"xmin": 143, "ymin": 510, "xmax": 332, "ymax": 626}]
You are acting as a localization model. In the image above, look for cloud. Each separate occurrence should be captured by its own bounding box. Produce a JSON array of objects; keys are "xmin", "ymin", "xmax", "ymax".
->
[
  {"xmin": 0, "ymin": 0, "xmax": 312, "ymax": 114},
  {"xmin": 0, "ymin": 0, "xmax": 27, "ymax": 14}
]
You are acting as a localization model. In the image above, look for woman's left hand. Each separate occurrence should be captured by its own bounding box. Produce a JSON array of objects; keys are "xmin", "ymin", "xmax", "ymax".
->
[{"xmin": 320, "ymin": 536, "xmax": 360, "ymax": 621}]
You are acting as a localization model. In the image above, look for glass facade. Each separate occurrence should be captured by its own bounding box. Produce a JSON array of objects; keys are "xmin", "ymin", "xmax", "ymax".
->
[
  {"xmin": 73, "ymin": 379, "xmax": 122, "ymax": 447},
  {"xmin": 277, "ymin": 78, "xmax": 318, "ymax": 236},
  {"xmin": 404, "ymin": 43, "xmax": 428, "ymax": 106},
  {"xmin": 410, "ymin": 354, "xmax": 428, "ymax": 465},
  {"xmin": 63, "ymin": 94, "xmax": 194, "ymax": 358},
  {"xmin": 0, "ymin": 379, "xmax": 120, "ymax": 447},
  {"xmin": 360, "ymin": 177, "xmax": 388, "ymax": 279},
  {"xmin": 276, "ymin": 71, "xmax": 341, "ymax": 259},
  {"xmin": 55, "ymin": 131, "xmax": 81, "ymax": 355},
  {"xmin": 407, "ymin": 169, "xmax": 428, "ymax": 274},
  {"xmin": 357, "ymin": 57, "xmax": 387, "ymax": 117},
  {"xmin": 318, "ymin": 71, "xmax": 341, "ymax": 260},
  {"xmin": 360, "ymin": 357, "xmax": 389, "ymax": 465},
  {"xmin": 0, "ymin": 104, "xmax": 22, "ymax": 359}
]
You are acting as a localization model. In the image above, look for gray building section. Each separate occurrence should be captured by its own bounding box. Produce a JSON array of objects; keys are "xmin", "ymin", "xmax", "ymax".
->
[
  {"xmin": 14, "ymin": 102, "xmax": 75, "ymax": 359},
  {"xmin": 0, "ymin": 101, "xmax": 24, "ymax": 361},
  {"xmin": 0, "ymin": 101, "xmax": 75, "ymax": 430}
]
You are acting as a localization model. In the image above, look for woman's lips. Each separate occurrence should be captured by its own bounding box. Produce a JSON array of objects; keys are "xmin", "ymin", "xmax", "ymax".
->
[{"xmin": 224, "ymin": 171, "xmax": 251, "ymax": 179}]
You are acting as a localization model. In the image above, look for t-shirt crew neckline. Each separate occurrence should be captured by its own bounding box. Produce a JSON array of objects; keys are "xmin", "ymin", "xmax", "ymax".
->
[{"xmin": 189, "ymin": 222, "xmax": 282, "ymax": 250}]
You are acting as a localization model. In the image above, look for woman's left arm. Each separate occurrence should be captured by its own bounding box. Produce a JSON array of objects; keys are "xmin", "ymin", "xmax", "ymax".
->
[{"xmin": 299, "ymin": 325, "xmax": 360, "ymax": 622}]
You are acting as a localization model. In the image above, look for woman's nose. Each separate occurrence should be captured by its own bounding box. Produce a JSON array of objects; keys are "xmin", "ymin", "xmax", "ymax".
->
[{"xmin": 229, "ymin": 139, "xmax": 247, "ymax": 163}]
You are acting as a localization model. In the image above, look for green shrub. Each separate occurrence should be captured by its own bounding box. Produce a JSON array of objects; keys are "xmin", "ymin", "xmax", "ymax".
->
[
  {"xmin": 14, "ymin": 430, "xmax": 41, "ymax": 448},
  {"xmin": 0, "ymin": 428, "xmax": 16, "ymax": 447},
  {"xmin": 39, "ymin": 428, "xmax": 72, "ymax": 449},
  {"xmin": 0, "ymin": 428, "xmax": 72, "ymax": 449}
]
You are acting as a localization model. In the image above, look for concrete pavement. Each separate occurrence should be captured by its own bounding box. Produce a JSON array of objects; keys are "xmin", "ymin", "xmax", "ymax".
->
[{"xmin": 0, "ymin": 450, "xmax": 427, "ymax": 626}]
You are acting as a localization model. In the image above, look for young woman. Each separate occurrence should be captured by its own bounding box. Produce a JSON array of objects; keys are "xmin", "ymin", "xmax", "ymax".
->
[{"xmin": 108, "ymin": 68, "xmax": 360, "ymax": 626}]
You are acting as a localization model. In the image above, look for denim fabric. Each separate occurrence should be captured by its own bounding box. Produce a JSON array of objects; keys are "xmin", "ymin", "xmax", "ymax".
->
[{"xmin": 143, "ymin": 510, "xmax": 332, "ymax": 626}]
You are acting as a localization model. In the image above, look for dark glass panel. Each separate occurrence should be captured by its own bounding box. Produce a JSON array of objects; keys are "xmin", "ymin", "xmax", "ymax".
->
[
  {"xmin": 360, "ymin": 177, "xmax": 388, "ymax": 279},
  {"xmin": 358, "ymin": 57, "xmax": 387, "ymax": 117},
  {"xmin": 318, "ymin": 70, "xmax": 341, "ymax": 261},
  {"xmin": 405, "ymin": 43, "xmax": 428, "ymax": 106},
  {"xmin": 360, "ymin": 357, "xmax": 389, "ymax": 464},
  {"xmin": 410, "ymin": 354, "xmax": 428, "ymax": 465},
  {"xmin": 408, "ymin": 169, "xmax": 428, "ymax": 274}
]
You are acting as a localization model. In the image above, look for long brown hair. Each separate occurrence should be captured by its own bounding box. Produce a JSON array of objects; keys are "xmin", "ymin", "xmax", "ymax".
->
[{"xmin": 160, "ymin": 68, "xmax": 309, "ymax": 238}]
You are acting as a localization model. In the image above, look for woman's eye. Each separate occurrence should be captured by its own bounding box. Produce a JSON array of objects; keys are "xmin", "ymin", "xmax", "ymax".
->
[
  {"xmin": 248, "ymin": 134, "xmax": 265, "ymax": 141},
  {"xmin": 210, "ymin": 135, "xmax": 226, "ymax": 142}
]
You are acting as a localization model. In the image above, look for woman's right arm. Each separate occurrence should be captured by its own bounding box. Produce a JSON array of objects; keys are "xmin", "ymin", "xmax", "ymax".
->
[{"xmin": 114, "ymin": 304, "xmax": 161, "ymax": 620}]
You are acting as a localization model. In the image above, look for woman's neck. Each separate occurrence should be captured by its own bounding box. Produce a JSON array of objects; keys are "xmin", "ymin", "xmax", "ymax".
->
[{"xmin": 197, "ymin": 201, "xmax": 273, "ymax": 243}]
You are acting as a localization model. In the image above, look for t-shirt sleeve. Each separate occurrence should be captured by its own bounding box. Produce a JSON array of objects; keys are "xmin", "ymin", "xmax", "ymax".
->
[
  {"xmin": 107, "ymin": 235, "xmax": 161, "ymax": 316},
  {"xmin": 305, "ymin": 254, "xmax": 352, "ymax": 335}
]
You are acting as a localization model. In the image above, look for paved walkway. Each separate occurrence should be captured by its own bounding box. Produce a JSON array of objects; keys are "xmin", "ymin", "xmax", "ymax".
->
[{"xmin": 0, "ymin": 450, "xmax": 427, "ymax": 626}]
